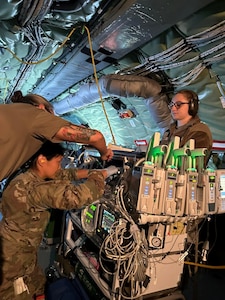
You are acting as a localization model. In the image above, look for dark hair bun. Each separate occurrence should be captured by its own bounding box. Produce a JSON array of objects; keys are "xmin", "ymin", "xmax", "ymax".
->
[{"xmin": 11, "ymin": 91, "xmax": 23, "ymax": 103}]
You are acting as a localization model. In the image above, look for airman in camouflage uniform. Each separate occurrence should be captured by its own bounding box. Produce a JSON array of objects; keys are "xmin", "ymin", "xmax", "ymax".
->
[{"xmin": 0, "ymin": 141, "xmax": 112, "ymax": 299}]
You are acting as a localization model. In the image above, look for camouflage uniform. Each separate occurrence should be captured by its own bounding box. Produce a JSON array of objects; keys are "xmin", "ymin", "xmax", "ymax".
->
[{"xmin": 0, "ymin": 168, "xmax": 105, "ymax": 299}]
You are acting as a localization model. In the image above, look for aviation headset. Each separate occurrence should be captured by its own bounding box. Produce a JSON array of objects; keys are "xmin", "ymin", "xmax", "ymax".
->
[{"xmin": 176, "ymin": 89, "xmax": 199, "ymax": 117}]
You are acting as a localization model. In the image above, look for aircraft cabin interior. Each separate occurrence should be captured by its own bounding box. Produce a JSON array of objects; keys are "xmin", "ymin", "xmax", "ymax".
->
[{"xmin": 1, "ymin": 0, "xmax": 225, "ymax": 299}]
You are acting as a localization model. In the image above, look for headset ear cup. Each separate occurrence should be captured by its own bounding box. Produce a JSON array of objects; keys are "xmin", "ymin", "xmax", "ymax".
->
[{"xmin": 189, "ymin": 99, "xmax": 195, "ymax": 115}]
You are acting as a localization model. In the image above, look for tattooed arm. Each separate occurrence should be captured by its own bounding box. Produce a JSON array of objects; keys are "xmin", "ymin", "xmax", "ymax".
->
[{"xmin": 55, "ymin": 124, "xmax": 113, "ymax": 161}]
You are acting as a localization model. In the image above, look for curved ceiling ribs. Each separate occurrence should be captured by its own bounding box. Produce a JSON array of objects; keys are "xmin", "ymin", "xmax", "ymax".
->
[
  {"xmin": 1, "ymin": 0, "xmax": 225, "ymax": 147},
  {"xmin": 1, "ymin": 0, "xmax": 215, "ymax": 101}
]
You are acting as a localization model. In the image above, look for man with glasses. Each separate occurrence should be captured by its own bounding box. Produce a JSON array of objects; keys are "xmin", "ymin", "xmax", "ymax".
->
[{"xmin": 161, "ymin": 89, "xmax": 212, "ymax": 166}]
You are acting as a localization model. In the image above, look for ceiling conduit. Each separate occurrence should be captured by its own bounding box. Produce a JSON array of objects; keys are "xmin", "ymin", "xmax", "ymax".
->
[
  {"xmin": 51, "ymin": 0, "xmax": 91, "ymax": 13},
  {"xmin": 53, "ymin": 74, "xmax": 172, "ymax": 131}
]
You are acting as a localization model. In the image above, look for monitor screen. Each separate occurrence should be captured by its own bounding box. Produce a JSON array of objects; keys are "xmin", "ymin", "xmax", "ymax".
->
[
  {"xmin": 101, "ymin": 209, "xmax": 115, "ymax": 233},
  {"xmin": 220, "ymin": 174, "xmax": 225, "ymax": 198}
]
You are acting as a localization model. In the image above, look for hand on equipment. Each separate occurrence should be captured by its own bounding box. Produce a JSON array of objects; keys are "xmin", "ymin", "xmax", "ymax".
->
[
  {"xmin": 101, "ymin": 148, "xmax": 114, "ymax": 161},
  {"xmin": 104, "ymin": 165, "xmax": 119, "ymax": 178}
]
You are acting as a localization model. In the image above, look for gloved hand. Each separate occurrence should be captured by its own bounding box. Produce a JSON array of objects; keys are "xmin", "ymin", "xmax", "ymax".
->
[{"xmin": 104, "ymin": 165, "xmax": 119, "ymax": 178}]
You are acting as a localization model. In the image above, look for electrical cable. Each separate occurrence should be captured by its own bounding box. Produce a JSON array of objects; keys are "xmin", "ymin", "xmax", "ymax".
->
[
  {"xmin": 84, "ymin": 25, "xmax": 116, "ymax": 145},
  {"xmin": 184, "ymin": 261, "xmax": 225, "ymax": 269},
  {"xmin": 118, "ymin": 19, "xmax": 225, "ymax": 86},
  {"xmin": 5, "ymin": 26, "xmax": 77, "ymax": 65},
  {"xmin": 98, "ymin": 183, "xmax": 149, "ymax": 299}
]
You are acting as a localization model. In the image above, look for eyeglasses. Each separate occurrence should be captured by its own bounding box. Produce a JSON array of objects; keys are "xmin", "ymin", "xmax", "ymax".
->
[{"xmin": 168, "ymin": 101, "xmax": 189, "ymax": 110}]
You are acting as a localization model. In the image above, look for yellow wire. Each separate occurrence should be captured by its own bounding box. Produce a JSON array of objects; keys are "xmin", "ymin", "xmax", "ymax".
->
[
  {"xmin": 4, "ymin": 24, "xmax": 116, "ymax": 144},
  {"xmin": 184, "ymin": 261, "xmax": 225, "ymax": 269},
  {"xmin": 84, "ymin": 25, "xmax": 116, "ymax": 145},
  {"xmin": 5, "ymin": 27, "xmax": 77, "ymax": 65}
]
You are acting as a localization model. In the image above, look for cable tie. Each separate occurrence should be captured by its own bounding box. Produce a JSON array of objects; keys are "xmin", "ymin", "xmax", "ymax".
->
[{"xmin": 179, "ymin": 250, "xmax": 189, "ymax": 262}]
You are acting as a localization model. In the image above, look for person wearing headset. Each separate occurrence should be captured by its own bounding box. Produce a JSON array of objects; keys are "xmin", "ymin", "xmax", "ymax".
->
[
  {"xmin": 0, "ymin": 91, "xmax": 113, "ymax": 182},
  {"xmin": 161, "ymin": 89, "xmax": 213, "ymax": 291},
  {"xmin": 161, "ymin": 89, "xmax": 213, "ymax": 166}
]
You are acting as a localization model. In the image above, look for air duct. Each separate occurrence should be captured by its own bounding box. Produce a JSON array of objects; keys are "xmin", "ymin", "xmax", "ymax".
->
[{"xmin": 53, "ymin": 74, "xmax": 172, "ymax": 130}]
